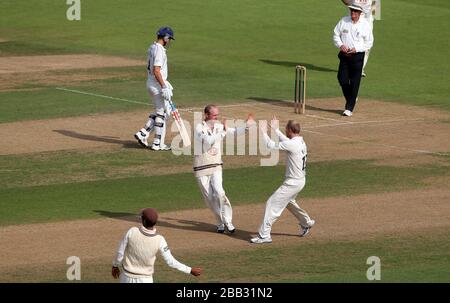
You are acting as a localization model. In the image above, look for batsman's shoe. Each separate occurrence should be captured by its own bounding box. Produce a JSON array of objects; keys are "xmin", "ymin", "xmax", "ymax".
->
[
  {"xmin": 362, "ymin": 71, "xmax": 367, "ymax": 77},
  {"xmin": 225, "ymin": 222, "xmax": 235, "ymax": 234},
  {"xmin": 250, "ymin": 236, "xmax": 272, "ymax": 244},
  {"xmin": 134, "ymin": 129, "xmax": 149, "ymax": 147},
  {"xmin": 216, "ymin": 224, "xmax": 225, "ymax": 233},
  {"xmin": 150, "ymin": 143, "xmax": 171, "ymax": 151},
  {"xmin": 342, "ymin": 110, "xmax": 353, "ymax": 117},
  {"xmin": 299, "ymin": 219, "xmax": 315, "ymax": 237}
]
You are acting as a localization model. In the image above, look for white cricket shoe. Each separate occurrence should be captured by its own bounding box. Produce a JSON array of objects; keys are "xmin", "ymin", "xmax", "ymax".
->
[
  {"xmin": 362, "ymin": 71, "xmax": 367, "ymax": 77},
  {"xmin": 342, "ymin": 110, "xmax": 353, "ymax": 117},
  {"xmin": 150, "ymin": 143, "xmax": 171, "ymax": 151},
  {"xmin": 225, "ymin": 222, "xmax": 235, "ymax": 234},
  {"xmin": 300, "ymin": 219, "xmax": 315, "ymax": 237},
  {"xmin": 134, "ymin": 129, "xmax": 149, "ymax": 147},
  {"xmin": 250, "ymin": 236, "xmax": 272, "ymax": 244}
]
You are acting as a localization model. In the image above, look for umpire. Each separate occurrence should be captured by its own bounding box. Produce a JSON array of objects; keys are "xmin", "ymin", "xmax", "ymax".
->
[{"xmin": 333, "ymin": 4, "xmax": 373, "ymax": 116}]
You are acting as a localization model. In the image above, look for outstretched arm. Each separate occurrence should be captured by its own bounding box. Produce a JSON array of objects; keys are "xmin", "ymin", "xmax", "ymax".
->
[
  {"xmin": 159, "ymin": 237, "xmax": 202, "ymax": 276},
  {"xmin": 270, "ymin": 116, "xmax": 289, "ymax": 142}
]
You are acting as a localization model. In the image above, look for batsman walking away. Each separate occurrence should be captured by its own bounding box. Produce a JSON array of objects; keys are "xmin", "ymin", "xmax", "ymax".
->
[
  {"xmin": 134, "ymin": 26, "xmax": 176, "ymax": 151},
  {"xmin": 251, "ymin": 119, "xmax": 315, "ymax": 244}
]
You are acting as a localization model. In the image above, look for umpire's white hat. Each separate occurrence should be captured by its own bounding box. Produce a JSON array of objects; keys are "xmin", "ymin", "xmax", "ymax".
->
[{"xmin": 348, "ymin": 4, "xmax": 363, "ymax": 12}]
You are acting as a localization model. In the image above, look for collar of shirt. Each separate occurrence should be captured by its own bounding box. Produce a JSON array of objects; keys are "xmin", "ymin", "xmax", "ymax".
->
[{"xmin": 139, "ymin": 226, "xmax": 157, "ymax": 236}]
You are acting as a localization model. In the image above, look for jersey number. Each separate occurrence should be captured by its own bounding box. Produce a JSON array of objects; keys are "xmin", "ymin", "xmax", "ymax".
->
[{"xmin": 302, "ymin": 155, "xmax": 307, "ymax": 171}]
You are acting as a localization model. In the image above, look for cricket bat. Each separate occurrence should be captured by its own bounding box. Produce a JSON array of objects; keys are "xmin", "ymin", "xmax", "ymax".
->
[{"xmin": 167, "ymin": 100, "xmax": 191, "ymax": 147}]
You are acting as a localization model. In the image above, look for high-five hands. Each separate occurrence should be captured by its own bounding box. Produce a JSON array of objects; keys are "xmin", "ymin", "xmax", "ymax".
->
[{"xmin": 270, "ymin": 115, "xmax": 279, "ymax": 130}]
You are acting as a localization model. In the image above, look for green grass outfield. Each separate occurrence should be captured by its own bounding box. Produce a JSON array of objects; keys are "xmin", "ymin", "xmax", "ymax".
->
[
  {"xmin": 0, "ymin": 157, "xmax": 448, "ymax": 225},
  {"xmin": 0, "ymin": 0, "xmax": 449, "ymax": 283},
  {"xmin": 3, "ymin": 228, "xmax": 449, "ymax": 282},
  {"xmin": 1, "ymin": 0, "xmax": 449, "ymax": 124}
]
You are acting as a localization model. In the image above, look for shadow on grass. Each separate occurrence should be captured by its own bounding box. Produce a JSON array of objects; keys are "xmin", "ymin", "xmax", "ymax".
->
[
  {"xmin": 259, "ymin": 59, "xmax": 338, "ymax": 72},
  {"xmin": 94, "ymin": 210, "xmax": 139, "ymax": 222},
  {"xmin": 94, "ymin": 210, "xmax": 301, "ymax": 243},
  {"xmin": 53, "ymin": 130, "xmax": 142, "ymax": 149},
  {"xmin": 247, "ymin": 97, "xmax": 343, "ymax": 115}
]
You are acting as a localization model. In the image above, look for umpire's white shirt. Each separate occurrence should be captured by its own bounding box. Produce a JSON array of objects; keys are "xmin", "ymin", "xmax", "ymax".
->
[
  {"xmin": 333, "ymin": 16, "xmax": 373, "ymax": 52},
  {"xmin": 263, "ymin": 129, "xmax": 307, "ymax": 179}
]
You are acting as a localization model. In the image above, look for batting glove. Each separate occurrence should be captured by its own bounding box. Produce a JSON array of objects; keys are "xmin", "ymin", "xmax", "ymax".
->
[{"xmin": 161, "ymin": 86, "xmax": 172, "ymax": 101}]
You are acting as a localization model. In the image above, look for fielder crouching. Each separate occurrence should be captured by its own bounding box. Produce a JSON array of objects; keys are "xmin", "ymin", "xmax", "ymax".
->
[{"xmin": 112, "ymin": 208, "xmax": 202, "ymax": 283}]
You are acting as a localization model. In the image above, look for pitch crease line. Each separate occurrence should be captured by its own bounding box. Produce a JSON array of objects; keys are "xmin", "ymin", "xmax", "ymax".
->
[
  {"xmin": 56, "ymin": 87, "xmax": 259, "ymax": 112},
  {"xmin": 304, "ymin": 118, "xmax": 426, "ymax": 129},
  {"xmin": 303, "ymin": 129, "xmax": 447, "ymax": 156}
]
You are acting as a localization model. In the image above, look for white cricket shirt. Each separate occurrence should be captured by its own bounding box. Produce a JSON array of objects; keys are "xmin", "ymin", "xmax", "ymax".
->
[
  {"xmin": 147, "ymin": 42, "xmax": 168, "ymax": 84},
  {"xmin": 113, "ymin": 226, "xmax": 191, "ymax": 278},
  {"xmin": 193, "ymin": 121, "xmax": 246, "ymax": 177},
  {"xmin": 333, "ymin": 15, "xmax": 373, "ymax": 52},
  {"xmin": 263, "ymin": 129, "xmax": 307, "ymax": 179}
]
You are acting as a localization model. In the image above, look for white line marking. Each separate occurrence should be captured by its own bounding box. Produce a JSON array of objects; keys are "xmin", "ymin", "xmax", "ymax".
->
[
  {"xmin": 305, "ymin": 114, "xmax": 350, "ymax": 123},
  {"xmin": 56, "ymin": 87, "xmax": 149, "ymax": 106},
  {"xmin": 304, "ymin": 118, "xmax": 426, "ymax": 129},
  {"xmin": 303, "ymin": 129, "xmax": 448, "ymax": 156},
  {"xmin": 54, "ymin": 87, "xmax": 448, "ymax": 156},
  {"xmin": 56, "ymin": 87, "xmax": 258, "ymax": 112}
]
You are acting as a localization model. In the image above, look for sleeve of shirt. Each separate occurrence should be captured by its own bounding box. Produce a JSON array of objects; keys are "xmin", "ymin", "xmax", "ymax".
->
[
  {"xmin": 263, "ymin": 133, "xmax": 294, "ymax": 151},
  {"xmin": 112, "ymin": 228, "xmax": 132, "ymax": 267},
  {"xmin": 159, "ymin": 236, "xmax": 192, "ymax": 274},
  {"xmin": 333, "ymin": 20, "xmax": 344, "ymax": 49},
  {"xmin": 275, "ymin": 128, "xmax": 289, "ymax": 142},
  {"xmin": 153, "ymin": 46, "xmax": 164, "ymax": 67},
  {"xmin": 195, "ymin": 123, "xmax": 223, "ymax": 147}
]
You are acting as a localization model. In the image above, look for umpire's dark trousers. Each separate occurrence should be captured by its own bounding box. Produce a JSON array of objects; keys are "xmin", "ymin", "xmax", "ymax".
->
[{"xmin": 337, "ymin": 51, "xmax": 365, "ymax": 112}]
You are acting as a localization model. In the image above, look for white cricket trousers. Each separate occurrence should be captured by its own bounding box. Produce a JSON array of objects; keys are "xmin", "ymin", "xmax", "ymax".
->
[
  {"xmin": 196, "ymin": 170, "xmax": 233, "ymax": 226},
  {"xmin": 120, "ymin": 272, "xmax": 153, "ymax": 283},
  {"xmin": 258, "ymin": 177, "xmax": 313, "ymax": 239}
]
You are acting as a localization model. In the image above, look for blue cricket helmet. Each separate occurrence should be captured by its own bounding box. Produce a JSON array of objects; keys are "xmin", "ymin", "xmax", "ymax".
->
[{"xmin": 156, "ymin": 26, "xmax": 175, "ymax": 40}]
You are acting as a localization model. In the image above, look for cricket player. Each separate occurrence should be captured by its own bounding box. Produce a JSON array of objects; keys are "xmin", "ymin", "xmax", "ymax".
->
[
  {"xmin": 134, "ymin": 26, "xmax": 175, "ymax": 151},
  {"xmin": 342, "ymin": 0, "xmax": 374, "ymax": 76},
  {"xmin": 251, "ymin": 119, "xmax": 315, "ymax": 244},
  {"xmin": 112, "ymin": 208, "xmax": 202, "ymax": 283},
  {"xmin": 194, "ymin": 105, "xmax": 253, "ymax": 234}
]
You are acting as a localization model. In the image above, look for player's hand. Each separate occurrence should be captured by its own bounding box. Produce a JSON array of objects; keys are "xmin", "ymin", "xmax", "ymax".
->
[
  {"xmin": 347, "ymin": 47, "xmax": 356, "ymax": 54},
  {"xmin": 112, "ymin": 266, "xmax": 120, "ymax": 279},
  {"xmin": 259, "ymin": 120, "xmax": 268, "ymax": 133},
  {"xmin": 340, "ymin": 45, "xmax": 349, "ymax": 53},
  {"xmin": 190, "ymin": 267, "xmax": 203, "ymax": 276},
  {"xmin": 161, "ymin": 86, "xmax": 172, "ymax": 101},
  {"xmin": 270, "ymin": 116, "xmax": 279, "ymax": 130},
  {"xmin": 246, "ymin": 113, "xmax": 256, "ymax": 128},
  {"xmin": 222, "ymin": 119, "xmax": 228, "ymax": 132}
]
